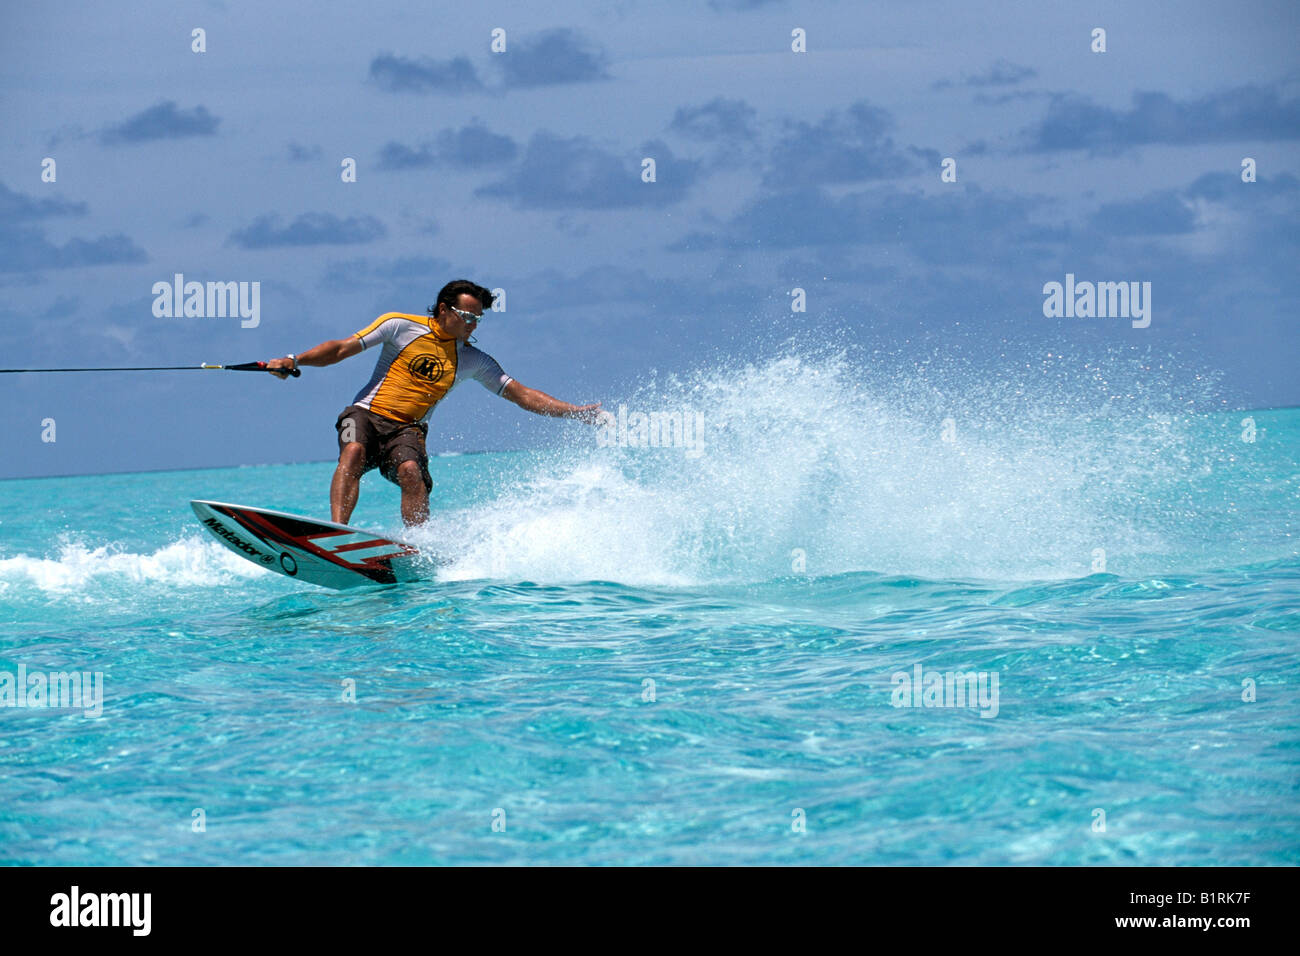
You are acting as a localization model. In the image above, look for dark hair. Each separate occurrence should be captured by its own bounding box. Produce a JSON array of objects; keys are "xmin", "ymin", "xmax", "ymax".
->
[{"xmin": 429, "ymin": 279, "xmax": 494, "ymax": 316}]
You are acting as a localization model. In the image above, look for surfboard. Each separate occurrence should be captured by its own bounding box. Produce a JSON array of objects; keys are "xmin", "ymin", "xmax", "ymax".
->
[{"xmin": 190, "ymin": 500, "xmax": 438, "ymax": 589}]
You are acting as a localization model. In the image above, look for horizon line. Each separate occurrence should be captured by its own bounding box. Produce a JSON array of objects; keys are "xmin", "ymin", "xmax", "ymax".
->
[{"xmin": 0, "ymin": 448, "xmax": 522, "ymax": 483}]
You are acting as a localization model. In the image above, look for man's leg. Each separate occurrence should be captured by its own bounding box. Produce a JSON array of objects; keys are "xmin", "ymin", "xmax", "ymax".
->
[
  {"xmin": 331, "ymin": 443, "xmax": 367, "ymax": 524},
  {"xmin": 394, "ymin": 460, "xmax": 430, "ymax": 526}
]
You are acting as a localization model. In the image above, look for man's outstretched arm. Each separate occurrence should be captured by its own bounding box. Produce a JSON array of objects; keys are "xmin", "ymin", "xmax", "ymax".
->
[
  {"xmin": 266, "ymin": 337, "xmax": 363, "ymax": 379},
  {"xmin": 502, "ymin": 380, "xmax": 607, "ymax": 425}
]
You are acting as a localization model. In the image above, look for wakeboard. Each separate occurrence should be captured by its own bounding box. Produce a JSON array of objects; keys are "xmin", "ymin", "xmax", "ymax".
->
[{"xmin": 190, "ymin": 499, "xmax": 437, "ymax": 589}]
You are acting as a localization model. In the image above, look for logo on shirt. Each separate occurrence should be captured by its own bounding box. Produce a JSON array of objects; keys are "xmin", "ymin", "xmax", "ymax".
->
[{"xmin": 408, "ymin": 354, "xmax": 447, "ymax": 384}]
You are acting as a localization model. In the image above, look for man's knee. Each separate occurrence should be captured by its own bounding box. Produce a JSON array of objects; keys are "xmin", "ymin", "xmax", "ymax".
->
[
  {"xmin": 337, "ymin": 443, "xmax": 366, "ymax": 474},
  {"xmin": 395, "ymin": 459, "xmax": 425, "ymax": 490}
]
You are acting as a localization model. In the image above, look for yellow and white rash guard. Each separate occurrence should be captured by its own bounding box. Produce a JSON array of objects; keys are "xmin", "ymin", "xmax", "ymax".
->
[{"xmin": 349, "ymin": 312, "xmax": 513, "ymax": 424}]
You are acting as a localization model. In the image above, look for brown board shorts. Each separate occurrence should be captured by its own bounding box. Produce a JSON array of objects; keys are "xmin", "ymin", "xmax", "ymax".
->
[{"xmin": 334, "ymin": 404, "xmax": 433, "ymax": 493}]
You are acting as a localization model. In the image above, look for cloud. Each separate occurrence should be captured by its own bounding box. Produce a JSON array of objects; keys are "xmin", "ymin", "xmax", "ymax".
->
[
  {"xmin": 1185, "ymin": 169, "xmax": 1299, "ymax": 200},
  {"xmin": 935, "ymin": 59, "xmax": 1037, "ymax": 90},
  {"xmin": 477, "ymin": 132, "xmax": 698, "ymax": 208},
  {"xmin": 723, "ymin": 187, "xmax": 866, "ymax": 248},
  {"xmin": 322, "ymin": 256, "xmax": 452, "ymax": 292},
  {"xmin": 678, "ymin": 168, "xmax": 1299, "ymax": 304},
  {"xmin": 227, "ymin": 213, "xmax": 387, "ymax": 249},
  {"xmin": 675, "ymin": 183, "xmax": 1039, "ymax": 263},
  {"xmin": 439, "ymin": 123, "xmax": 519, "ymax": 165},
  {"xmin": 378, "ymin": 122, "xmax": 518, "ymax": 171},
  {"xmin": 369, "ymin": 31, "xmax": 607, "ymax": 95},
  {"xmin": 968, "ymin": 59, "xmax": 1037, "ymax": 87},
  {"xmin": 0, "ymin": 224, "xmax": 146, "ymax": 272},
  {"xmin": 100, "ymin": 101, "xmax": 220, "ymax": 145},
  {"xmin": 288, "ymin": 142, "xmax": 323, "ymax": 162},
  {"xmin": 1178, "ymin": 170, "xmax": 1300, "ymax": 251},
  {"xmin": 0, "ymin": 182, "xmax": 87, "ymax": 220},
  {"xmin": 519, "ymin": 264, "xmax": 677, "ymax": 309},
  {"xmin": 654, "ymin": 165, "xmax": 1300, "ymax": 394},
  {"xmin": 1090, "ymin": 191, "xmax": 1197, "ymax": 236},
  {"xmin": 670, "ymin": 98, "xmax": 759, "ymax": 142},
  {"xmin": 496, "ymin": 28, "xmax": 610, "ymax": 88},
  {"xmin": 763, "ymin": 101, "xmax": 935, "ymax": 187},
  {"xmin": 377, "ymin": 142, "xmax": 438, "ymax": 170},
  {"xmin": 1026, "ymin": 83, "xmax": 1300, "ymax": 152},
  {"xmin": 973, "ymin": 89, "xmax": 1053, "ymax": 107},
  {"xmin": 368, "ymin": 53, "xmax": 485, "ymax": 93}
]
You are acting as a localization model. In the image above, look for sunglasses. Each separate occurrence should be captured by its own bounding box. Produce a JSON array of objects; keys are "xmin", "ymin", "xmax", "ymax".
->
[{"xmin": 449, "ymin": 306, "xmax": 483, "ymax": 323}]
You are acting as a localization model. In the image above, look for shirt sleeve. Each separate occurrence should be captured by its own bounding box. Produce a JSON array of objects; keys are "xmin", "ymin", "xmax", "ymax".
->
[
  {"xmin": 352, "ymin": 314, "xmax": 400, "ymax": 351},
  {"xmin": 460, "ymin": 345, "xmax": 514, "ymax": 396}
]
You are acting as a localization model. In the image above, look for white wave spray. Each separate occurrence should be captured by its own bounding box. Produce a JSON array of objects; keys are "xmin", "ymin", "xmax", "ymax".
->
[{"xmin": 419, "ymin": 345, "xmax": 1245, "ymax": 585}]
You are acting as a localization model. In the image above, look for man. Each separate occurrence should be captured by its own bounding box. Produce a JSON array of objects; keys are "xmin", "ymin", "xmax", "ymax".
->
[{"xmin": 265, "ymin": 279, "xmax": 606, "ymax": 526}]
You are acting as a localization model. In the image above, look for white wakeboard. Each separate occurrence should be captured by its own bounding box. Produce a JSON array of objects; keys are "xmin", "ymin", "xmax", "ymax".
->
[{"xmin": 191, "ymin": 499, "xmax": 439, "ymax": 589}]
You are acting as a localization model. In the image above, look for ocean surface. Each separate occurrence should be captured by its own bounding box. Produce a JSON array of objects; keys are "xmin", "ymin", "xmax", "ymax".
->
[{"xmin": 1, "ymin": 354, "xmax": 1297, "ymax": 865}]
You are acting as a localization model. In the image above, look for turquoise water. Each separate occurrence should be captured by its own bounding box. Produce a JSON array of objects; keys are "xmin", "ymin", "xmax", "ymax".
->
[{"xmin": 1, "ymin": 354, "xmax": 1297, "ymax": 864}]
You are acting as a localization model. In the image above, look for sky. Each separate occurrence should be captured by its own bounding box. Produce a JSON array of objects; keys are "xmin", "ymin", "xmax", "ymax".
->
[{"xmin": 0, "ymin": 0, "xmax": 1296, "ymax": 479}]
